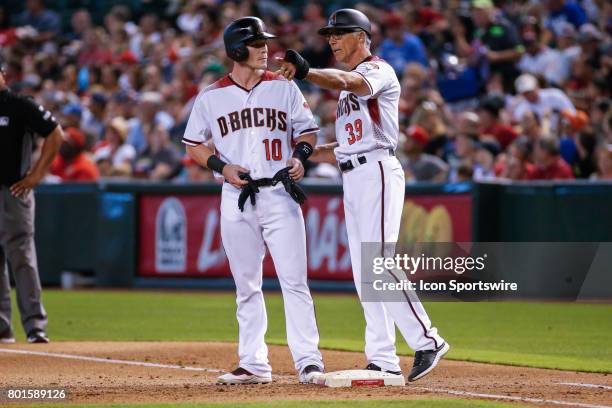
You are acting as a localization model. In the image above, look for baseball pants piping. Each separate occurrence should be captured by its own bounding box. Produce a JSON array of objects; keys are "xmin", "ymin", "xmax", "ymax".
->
[{"xmin": 342, "ymin": 156, "xmax": 444, "ymax": 373}]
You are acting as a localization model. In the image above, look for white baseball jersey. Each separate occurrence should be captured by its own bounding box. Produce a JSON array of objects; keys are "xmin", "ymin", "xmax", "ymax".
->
[
  {"xmin": 334, "ymin": 56, "xmax": 401, "ymax": 162},
  {"xmin": 182, "ymin": 71, "xmax": 319, "ymax": 179}
]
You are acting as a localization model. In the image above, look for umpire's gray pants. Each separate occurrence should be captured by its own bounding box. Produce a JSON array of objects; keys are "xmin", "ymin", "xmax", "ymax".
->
[{"xmin": 0, "ymin": 186, "xmax": 47, "ymax": 335}]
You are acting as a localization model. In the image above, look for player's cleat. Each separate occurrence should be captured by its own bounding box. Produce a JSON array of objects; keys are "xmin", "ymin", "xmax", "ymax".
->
[
  {"xmin": 298, "ymin": 364, "xmax": 324, "ymax": 384},
  {"xmin": 0, "ymin": 328, "xmax": 15, "ymax": 344},
  {"xmin": 364, "ymin": 363, "xmax": 402, "ymax": 376},
  {"xmin": 217, "ymin": 367, "xmax": 272, "ymax": 385},
  {"xmin": 26, "ymin": 330, "xmax": 49, "ymax": 344},
  {"xmin": 408, "ymin": 342, "xmax": 450, "ymax": 382}
]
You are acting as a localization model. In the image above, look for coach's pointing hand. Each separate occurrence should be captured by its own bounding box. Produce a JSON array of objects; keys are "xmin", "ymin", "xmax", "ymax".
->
[
  {"xmin": 275, "ymin": 58, "xmax": 296, "ymax": 81},
  {"xmin": 275, "ymin": 50, "xmax": 309, "ymax": 81},
  {"xmin": 222, "ymin": 164, "xmax": 250, "ymax": 188}
]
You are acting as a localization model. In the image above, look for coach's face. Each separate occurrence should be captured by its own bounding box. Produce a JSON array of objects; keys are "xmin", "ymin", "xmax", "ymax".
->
[
  {"xmin": 327, "ymin": 30, "xmax": 364, "ymax": 63},
  {"xmin": 245, "ymin": 39, "xmax": 269, "ymax": 70}
]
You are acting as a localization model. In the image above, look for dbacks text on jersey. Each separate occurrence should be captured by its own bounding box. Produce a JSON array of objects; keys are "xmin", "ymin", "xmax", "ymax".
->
[
  {"xmin": 336, "ymin": 93, "xmax": 360, "ymax": 119},
  {"xmin": 217, "ymin": 108, "xmax": 287, "ymax": 137}
]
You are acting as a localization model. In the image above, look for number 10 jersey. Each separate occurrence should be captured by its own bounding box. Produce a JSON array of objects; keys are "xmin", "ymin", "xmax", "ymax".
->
[{"xmin": 182, "ymin": 71, "xmax": 319, "ymax": 179}]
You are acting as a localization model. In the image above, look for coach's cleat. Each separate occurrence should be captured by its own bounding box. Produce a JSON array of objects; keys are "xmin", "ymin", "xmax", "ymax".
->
[
  {"xmin": 26, "ymin": 330, "xmax": 49, "ymax": 344},
  {"xmin": 365, "ymin": 363, "xmax": 402, "ymax": 376},
  {"xmin": 0, "ymin": 328, "xmax": 15, "ymax": 344},
  {"xmin": 217, "ymin": 367, "xmax": 272, "ymax": 385},
  {"xmin": 408, "ymin": 342, "xmax": 450, "ymax": 382},
  {"xmin": 298, "ymin": 364, "xmax": 324, "ymax": 384}
]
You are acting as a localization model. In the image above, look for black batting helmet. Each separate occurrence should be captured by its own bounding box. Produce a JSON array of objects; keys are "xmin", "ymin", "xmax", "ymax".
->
[
  {"xmin": 318, "ymin": 9, "xmax": 371, "ymax": 38},
  {"xmin": 223, "ymin": 17, "xmax": 276, "ymax": 62}
]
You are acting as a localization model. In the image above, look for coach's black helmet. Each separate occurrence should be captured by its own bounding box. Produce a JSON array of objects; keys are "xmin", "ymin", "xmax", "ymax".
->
[
  {"xmin": 223, "ymin": 16, "xmax": 276, "ymax": 62},
  {"xmin": 318, "ymin": 9, "xmax": 371, "ymax": 38}
]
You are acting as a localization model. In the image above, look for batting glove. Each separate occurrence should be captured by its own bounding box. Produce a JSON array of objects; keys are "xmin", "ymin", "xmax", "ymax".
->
[
  {"xmin": 272, "ymin": 167, "xmax": 307, "ymax": 205},
  {"xmin": 238, "ymin": 173, "xmax": 260, "ymax": 212},
  {"xmin": 284, "ymin": 50, "xmax": 310, "ymax": 80}
]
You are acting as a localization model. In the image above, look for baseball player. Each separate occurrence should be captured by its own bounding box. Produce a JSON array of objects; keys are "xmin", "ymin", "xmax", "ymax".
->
[
  {"xmin": 182, "ymin": 17, "xmax": 324, "ymax": 385},
  {"xmin": 276, "ymin": 9, "xmax": 449, "ymax": 382}
]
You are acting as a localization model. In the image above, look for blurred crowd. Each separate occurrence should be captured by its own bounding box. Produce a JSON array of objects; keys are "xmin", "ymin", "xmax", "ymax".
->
[{"xmin": 1, "ymin": 0, "xmax": 611, "ymax": 184}]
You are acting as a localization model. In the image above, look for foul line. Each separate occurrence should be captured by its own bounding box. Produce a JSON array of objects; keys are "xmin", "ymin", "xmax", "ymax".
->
[
  {"xmin": 558, "ymin": 382, "xmax": 612, "ymax": 391},
  {"xmin": 1, "ymin": 348, "xmax": 610, "ymax": 408},
  {"xmin": 414, "ymin": 386, "xmax": 612, "ymax": 408},
  {"xmin": 0, "ymin": 348, "xmax": 224, "ymax": 373}
]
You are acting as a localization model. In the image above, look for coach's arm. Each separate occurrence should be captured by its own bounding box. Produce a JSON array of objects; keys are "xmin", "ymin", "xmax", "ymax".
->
[
  {"xmin": 303, "ymin": 69, "xmax": 370, "ymax": 97},
  {"xmin": 275, "ymin": 53, "xmax": 370, "ymax": 97},
  {"xmin": 309, "ymin": 142, "xmax": 338, "ymax": 165}
]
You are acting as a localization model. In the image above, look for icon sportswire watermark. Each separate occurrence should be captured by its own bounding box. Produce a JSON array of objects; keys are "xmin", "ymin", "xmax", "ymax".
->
[{"xmin": 360, "ymin": 242, "xmax": 612, "ymax": 302}]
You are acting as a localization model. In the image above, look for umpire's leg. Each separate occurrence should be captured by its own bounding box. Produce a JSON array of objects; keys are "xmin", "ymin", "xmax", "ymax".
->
[
  {"xmin": 0, "ymin": 187, "xmax": 47, "ymax": 335},
  {"xmin": 0, "ymin": 245, "xmax": 13, "ymax": 335}
]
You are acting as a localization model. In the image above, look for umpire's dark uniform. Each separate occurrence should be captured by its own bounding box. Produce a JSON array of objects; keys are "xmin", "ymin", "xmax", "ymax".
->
[{"xmin": 0, "ymin": 77, "xmax": 59, "ymax": 343}]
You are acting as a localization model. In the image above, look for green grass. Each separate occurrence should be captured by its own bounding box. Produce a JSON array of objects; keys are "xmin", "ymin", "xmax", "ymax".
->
[
  {"xmin": 34, "ymin": 399, "xmax": 521, "ymax": 408},
  {"xmin": 10, "ymin": 290, "xmax": 612, "ymax": 373}
]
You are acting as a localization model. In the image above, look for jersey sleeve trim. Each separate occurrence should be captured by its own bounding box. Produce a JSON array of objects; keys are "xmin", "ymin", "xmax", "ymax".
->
[
  {"xmin": 299, "ymin": 127, "xmax": 320, "ymax": 135},
  {"xmin": 354, "ymin": 71, "xmax": 374, "ymax": 96},
  {"xmin": 181, "ymin": 137, "xmax": 202, "ymax": 147}
]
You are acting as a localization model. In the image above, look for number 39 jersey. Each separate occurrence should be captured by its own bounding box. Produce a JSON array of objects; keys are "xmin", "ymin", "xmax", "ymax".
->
[
  {"xmin": 333, "ymin": 56, "xmax": 401, "ymax": 162},
  {"xmin": 182, "ymin": 71, "xmax": 319, "ymax": 179}
]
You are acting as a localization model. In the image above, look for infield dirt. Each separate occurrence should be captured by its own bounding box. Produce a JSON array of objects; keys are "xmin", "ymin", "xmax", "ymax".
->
[{"xmin": 0, "ymin": 342, "xmax": 610, "ymax": 407}]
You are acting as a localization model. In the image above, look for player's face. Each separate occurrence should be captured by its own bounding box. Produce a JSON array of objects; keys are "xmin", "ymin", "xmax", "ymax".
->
[
  {"xmin": 327, "ymin": 30, "xmax": 361, "ymax": 63},
  {"xmin": 245, "ymin": 39, "xmax": 269, "ymax": 70}
]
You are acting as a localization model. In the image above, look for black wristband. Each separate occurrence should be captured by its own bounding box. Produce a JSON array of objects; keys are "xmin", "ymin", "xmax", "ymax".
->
[
  {"xmin": 292, "ymin": 141, "xmax": 314, "ymax": 165},
  {"xmin": 206, "ymin": 155, "xmax": 227, "ymax": 173}
]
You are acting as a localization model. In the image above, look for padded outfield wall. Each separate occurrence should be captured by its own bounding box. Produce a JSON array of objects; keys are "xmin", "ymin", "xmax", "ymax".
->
[{"xmin": 33, "ymin": 181, "xmax": 612, "ymax": 292}]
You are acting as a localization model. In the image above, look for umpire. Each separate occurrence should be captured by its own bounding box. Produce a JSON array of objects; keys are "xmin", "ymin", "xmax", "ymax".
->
[{"xmin": 0, "ymin": 61, "xmax": 63, "ymax": 344}]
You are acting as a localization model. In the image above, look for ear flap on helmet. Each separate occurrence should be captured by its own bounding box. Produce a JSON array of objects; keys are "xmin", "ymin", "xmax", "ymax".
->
[{"xmin": 230, "ymin": 44, "xmax": 249, "ymax": 62}]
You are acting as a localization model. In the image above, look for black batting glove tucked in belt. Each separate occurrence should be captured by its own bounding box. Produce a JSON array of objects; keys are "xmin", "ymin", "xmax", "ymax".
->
[
  {"xmin": 238, "ymin": 173, "xmax": 260, "ymax": 212},
  {"xmin": 284, "ymin": 50, "xmax": 310, "ymax": 80},
  {"xmin": 272, "ymin": 167, "xmax": 307, "ymax": 205}
]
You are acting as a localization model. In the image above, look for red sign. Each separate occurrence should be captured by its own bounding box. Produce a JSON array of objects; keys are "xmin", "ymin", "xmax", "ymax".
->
[{"xmin": 138, "ymin": 192, "xmax": 471, "ymax": 280}]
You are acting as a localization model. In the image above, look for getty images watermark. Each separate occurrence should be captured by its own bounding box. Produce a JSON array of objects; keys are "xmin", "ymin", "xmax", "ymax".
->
[
  {"xmin": 371, "ymin": 252, "xmax": 517, "ymax": 293},
  {"xmin": 360, "ymin": 242, "xmax": 612, "ymax": 301}
]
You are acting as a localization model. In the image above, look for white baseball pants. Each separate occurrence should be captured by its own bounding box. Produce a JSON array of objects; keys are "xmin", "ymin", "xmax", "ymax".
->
[
  {"xmin": 342, "ymin": 154, "xmax": 445, "ymax": 373},
  {"xmin": 220, "ymin": 183, "xmax": 323, "ymax": 377}
]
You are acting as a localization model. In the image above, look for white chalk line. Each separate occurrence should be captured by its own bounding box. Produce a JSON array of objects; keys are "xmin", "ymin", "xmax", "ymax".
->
[
  {"xmin": 0, "ymin": 348, "xmax": 223, "ymax": 373},
  {"xmin": 558, "ymin": 382, "xmax": 612, "ymax": 391},
  {"xmin": 1, "ymin": 347, "xmax": 611, "ymax": 408},
  {"xmin": 413, "ymin": 386, "xmax": 612, "ymax": 408}
]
